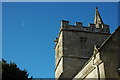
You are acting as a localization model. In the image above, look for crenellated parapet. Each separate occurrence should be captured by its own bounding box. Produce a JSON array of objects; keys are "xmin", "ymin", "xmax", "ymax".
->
[
  {"xmin": 60, "ymin": 20, "xmax": 110, "ymax": 34},
  {"xmin": 55, "ymin": 7, "xmax": 112, "ymax": 79}
]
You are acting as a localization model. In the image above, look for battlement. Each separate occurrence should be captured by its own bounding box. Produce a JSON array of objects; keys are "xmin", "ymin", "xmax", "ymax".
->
[
  {"xmin": 60, "ymin": 20, "xmax": 110, "ymax": 34},
  {"xmin": 55, "ymin": 8, "xmax": 112, "ymax": 79}
]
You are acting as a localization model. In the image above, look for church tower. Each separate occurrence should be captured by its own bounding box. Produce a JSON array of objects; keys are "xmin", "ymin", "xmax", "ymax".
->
[{"xmin": 54, "ymin": 8, "xmax": 110, "ymax": 79}]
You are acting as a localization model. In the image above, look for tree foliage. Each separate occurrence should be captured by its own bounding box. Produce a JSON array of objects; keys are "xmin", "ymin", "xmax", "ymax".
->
[{"xmin": 2, "ymin": 59, "xmax": 32, "ymax": 80}]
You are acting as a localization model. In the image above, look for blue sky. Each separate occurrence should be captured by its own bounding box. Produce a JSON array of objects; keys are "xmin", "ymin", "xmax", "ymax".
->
[
  {"xmin": 2, "ymin": 0, "xmax": 120, "ymax": 2},
  {"xmin": 2, "ymin": 2, "xmax": 118, "ymax": 78}
]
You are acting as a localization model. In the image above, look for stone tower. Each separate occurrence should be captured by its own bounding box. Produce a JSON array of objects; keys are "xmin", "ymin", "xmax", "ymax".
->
[{"xmin": 54, "ymin": 8, "xmax": 111, "ymax": 79}]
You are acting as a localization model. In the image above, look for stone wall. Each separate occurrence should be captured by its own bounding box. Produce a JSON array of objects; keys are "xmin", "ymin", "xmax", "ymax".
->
[
  {"xmin": 99, "ymin": 26, "xmax": 120, "ymax": 79},
  {"xmin": 61, "ymin": 28, "xmax": 110, "ymax": 78},
  {"xmin": 55, "ymin": 20, "xmax": 111, "ymax": 79},
  {"xmin": 73, "ymin": 26, "xmax": 120, "ymax": 79},
  {"xmin": 73, "ymin": 47, "xmax": 105, "ymax": 80}
]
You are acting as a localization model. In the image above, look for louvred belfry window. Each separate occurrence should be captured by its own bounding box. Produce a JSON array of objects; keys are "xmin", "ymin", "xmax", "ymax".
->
[{"xmin": 80, "ymin": 37, "xmax": 87, "ymax": 48}]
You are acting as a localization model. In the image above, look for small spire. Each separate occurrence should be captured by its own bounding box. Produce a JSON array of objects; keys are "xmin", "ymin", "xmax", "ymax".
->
[{"xmin": 94, "ymin": 7, "xmax": 104, "ymax": 25}]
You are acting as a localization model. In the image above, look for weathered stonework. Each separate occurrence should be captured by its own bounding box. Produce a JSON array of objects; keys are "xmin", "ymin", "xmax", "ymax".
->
[
  {"xmin": 73, "ymin": 26, "xmax": 120, "ymax": 80},
  {"xmin": 54, "ymin": 7, "xmax": 119, "ymax": 79}
]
